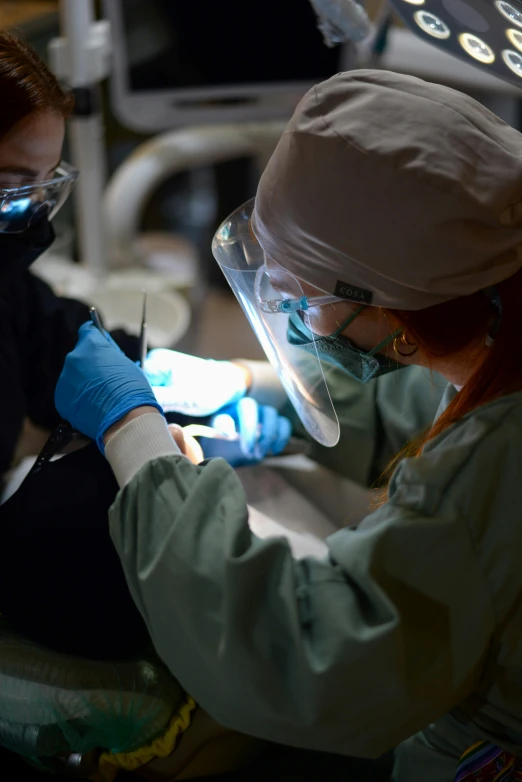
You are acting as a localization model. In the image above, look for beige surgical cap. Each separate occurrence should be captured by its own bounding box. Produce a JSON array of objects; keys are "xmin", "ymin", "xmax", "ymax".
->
[{"xmin": 253, "ymin": 69, "xmax": 522, "ymax": 310}]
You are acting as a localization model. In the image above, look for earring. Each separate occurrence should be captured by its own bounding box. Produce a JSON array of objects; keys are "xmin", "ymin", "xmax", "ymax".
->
[{"xmin": 393, "ymin": 332, "xmax": 419, "ymax": 357}]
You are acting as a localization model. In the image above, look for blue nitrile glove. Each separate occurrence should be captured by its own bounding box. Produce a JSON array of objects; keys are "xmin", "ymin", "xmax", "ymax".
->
[
  {"xmin": 199, "ymin": 397, "xmax": 292, "ymax": 467},
  {"xmin": 143, "ymin": 349, "xmax": 247, "ymax": 417},
  {"xmin": 55, "ymin": 322, "xmax": 163, "ymax": 451}
]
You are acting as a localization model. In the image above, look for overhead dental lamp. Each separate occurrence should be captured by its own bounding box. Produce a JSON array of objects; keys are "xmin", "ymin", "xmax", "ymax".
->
[{"xmin": 388, "ymin": 0, "xmax": 522, "ymax": 88}]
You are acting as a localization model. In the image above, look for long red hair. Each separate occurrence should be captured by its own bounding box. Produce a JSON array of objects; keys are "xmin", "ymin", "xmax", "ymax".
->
[
  {"xmin": 0, "ymin": 31, "xmax": 73, "ymax": 139},
  {"xmin": 386, "ymin": 267, "xmax": 522, "ymax": 458}
]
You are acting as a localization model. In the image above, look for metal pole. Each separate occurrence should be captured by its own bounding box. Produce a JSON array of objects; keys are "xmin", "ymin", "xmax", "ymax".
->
[
  {"xmin": 60, "ymin": 0, "xmax": 94, "ymax": 86},
  {"xmin": 60, "ymin": 0, "xmax": 108, "ymax": 276}
]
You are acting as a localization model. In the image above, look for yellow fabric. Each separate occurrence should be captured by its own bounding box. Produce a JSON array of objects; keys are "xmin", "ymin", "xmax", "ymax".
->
[{"xmin": 95, "ymin": 694, "xmax": 197, "ymax": 782}]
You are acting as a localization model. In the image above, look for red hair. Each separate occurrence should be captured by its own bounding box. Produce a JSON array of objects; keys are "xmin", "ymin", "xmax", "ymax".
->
[
  {"xmin": 0, "ymin": 30, "xmax": 73, "ymax": 140},
  {"xmin": 386, "ymin": 267, "xmax": 522, "ymax": 458}
]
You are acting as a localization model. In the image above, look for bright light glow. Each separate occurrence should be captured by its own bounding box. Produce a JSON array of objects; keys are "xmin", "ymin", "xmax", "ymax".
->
[
  {"xmin": 211, "ymin": 414, "xmax": 237, "ymax": 438},
  {"xmin": 503, "ymin": 48, "xmax": 522, "ymax": 76},
  {"xmin": 507, "ymin": 27, "xmax": 522, "ymax": 51},
  {"xmin": 402, "ymin": 0, "xmax": 425, "ymax": 4},
  {"xmin": 0, "ymin": 197, "xmax": 32, "ymax": 215},
  {"xmin": 459, "ymin": 33, "xmax": 495, "ymax": 63},
  {"xmin": 496, "ymin": 1, "xmax": 522, "ymax": 29},
  {"xmin": 414, "ymin": 10, "xmax": 451, "ymax": 39}
]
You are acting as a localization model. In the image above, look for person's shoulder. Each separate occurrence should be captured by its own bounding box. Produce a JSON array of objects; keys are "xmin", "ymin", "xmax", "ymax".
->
[
  {"xmin": 434, "ymin": 391, "xmax": 522, "ymax": 455},
  {"xmin": 389, "ymin": 392, "xmax": 522, "ymax": 517}
]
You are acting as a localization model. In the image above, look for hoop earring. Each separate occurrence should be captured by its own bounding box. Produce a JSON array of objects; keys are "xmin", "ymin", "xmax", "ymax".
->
[{"xmin": 393, "ymin": 332, "xmax": 419, "ymax": 358}]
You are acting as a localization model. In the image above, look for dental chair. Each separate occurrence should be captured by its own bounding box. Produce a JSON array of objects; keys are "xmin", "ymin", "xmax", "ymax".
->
[{"xmin": 0, "ymin": 618, "xmax": 260, "ymax": 781}]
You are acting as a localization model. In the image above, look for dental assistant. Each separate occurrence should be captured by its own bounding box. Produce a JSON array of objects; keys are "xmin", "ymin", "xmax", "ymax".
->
[
  {"xmin": 55, "ymin": 70, "xmax": 522, "ymax": 781},
  {"xmin": 0, "ymin": 30, "xmax": 150, "ymax": 658},
  {"xmin": 0, "ymin": 30, "xmax": 289, "ymax": 660}
]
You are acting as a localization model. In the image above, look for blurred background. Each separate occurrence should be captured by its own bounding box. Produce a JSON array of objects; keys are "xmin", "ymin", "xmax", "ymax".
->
[{"xmin": 4, "ymin": 0, "xmax": 521, "ymax": 365}]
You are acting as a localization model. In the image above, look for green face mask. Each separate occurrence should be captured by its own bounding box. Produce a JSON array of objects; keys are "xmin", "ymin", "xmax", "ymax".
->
[{"xmin": 287, "ymin": 306, "xmax": 405, "ymax": 384}]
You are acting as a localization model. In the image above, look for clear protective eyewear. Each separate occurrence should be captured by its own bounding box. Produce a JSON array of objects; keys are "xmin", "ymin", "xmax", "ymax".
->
[
  {"xmin": 0, "ymin": 161, "xmax": 78, "ymax": 234},
  {"xmin": 212, "ymin": 198, "xmax": 341, "ymax": 447},
  {"xmin": 255, "ymin": 267, "xmax": 339, "ymax": 314}
]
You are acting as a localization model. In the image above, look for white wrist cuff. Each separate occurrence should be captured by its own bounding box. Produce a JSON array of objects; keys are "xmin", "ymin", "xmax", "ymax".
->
[{"xmin": 105, "ymin": 413, "xmax": 180, "ymax": 487}]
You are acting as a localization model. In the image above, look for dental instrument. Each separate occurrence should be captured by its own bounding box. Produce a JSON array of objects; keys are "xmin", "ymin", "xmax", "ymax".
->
[{"xmin": 139, "ymin": 293, "xmax": 148, "ymax": 369}]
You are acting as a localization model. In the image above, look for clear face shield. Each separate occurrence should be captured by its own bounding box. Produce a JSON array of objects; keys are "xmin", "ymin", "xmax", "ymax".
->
[
  {"xmin": 0, "ymin": 161, "xmax": 78, "ymax": 234},
  {"xmin": 212, "ymin": 198, "xmax": 341, "ymax": 447}
]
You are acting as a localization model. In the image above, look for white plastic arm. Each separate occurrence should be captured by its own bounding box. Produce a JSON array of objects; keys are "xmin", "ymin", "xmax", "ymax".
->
[{"xmin": 103, "ymin": 122, "xmax": 286, "ymax": 267}]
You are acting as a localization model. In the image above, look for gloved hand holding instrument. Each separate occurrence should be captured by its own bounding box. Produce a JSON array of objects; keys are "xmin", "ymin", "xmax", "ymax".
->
[
  {"xmin": 55, "ymin": 320, "xmax": 162, "ymax": 451},
  {"xmin": 143, "ymin": 348, "xmax": 306, "ymax": 464},
  {"xmin": 28, "ymin": 297, "xmax": 152, "ymax": 475},
  {"xmin": 136, "ymin": 299, "xmax": 295, "ymax": 463},
  {"xmin": 54, "ymin": 315, "xmax": 303, "ymax": 465},
  {"xmin": 185, "ymin": 397, "xmax": 293, "ymax": 467}
]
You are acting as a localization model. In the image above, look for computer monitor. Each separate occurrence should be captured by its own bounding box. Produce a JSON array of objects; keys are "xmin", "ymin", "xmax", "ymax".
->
[{"xmin": 104, "ymin": 0, "xmax": 351, "ymax": 132}]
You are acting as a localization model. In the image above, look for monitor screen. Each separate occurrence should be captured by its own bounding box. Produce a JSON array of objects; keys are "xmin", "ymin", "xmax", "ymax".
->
[{"xmin": 120, "ymin": 0, "xmax": 343, "ymax": 93}]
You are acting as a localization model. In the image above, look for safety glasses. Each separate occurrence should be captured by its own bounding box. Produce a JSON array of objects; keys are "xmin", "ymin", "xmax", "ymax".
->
[
  {"xmin": 255, "ymin": 265, "xmax": 340, "ymax": 313},
  {"xmin": 0, "ymin": 161, "xmax": 78, "ymax": 233}
]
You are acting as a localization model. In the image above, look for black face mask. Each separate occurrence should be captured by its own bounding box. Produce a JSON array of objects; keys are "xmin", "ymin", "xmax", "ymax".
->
[{"xmin": 0, "ymin": 214, "xmax": 55, "ymax": 281}]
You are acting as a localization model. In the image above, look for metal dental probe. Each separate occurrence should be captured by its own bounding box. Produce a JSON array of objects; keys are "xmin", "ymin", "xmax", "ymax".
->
[
  {"xmin": 89, "ymin": 305, "xmax": 105, "ymax": 334},
  {"xmin": 138, "ymin": 293, "xmax": 148, "ymax": 368}
]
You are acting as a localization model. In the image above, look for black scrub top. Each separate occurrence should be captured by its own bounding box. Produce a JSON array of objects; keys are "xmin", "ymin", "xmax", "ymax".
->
[{"xmin": 0, "ymin": 270, "xmax": 151, "ymax": 659}]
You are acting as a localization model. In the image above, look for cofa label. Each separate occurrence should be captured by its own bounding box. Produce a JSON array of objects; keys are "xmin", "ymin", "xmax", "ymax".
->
[{"xmin": 334, "ymin": 281, "xmax": 373, "ymax": 304}]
